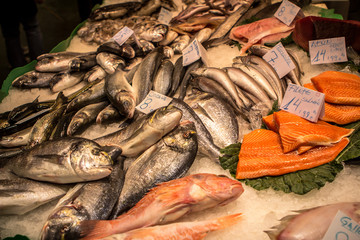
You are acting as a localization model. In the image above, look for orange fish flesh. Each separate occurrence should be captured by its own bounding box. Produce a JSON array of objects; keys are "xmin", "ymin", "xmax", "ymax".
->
[
  {"xmin": 311, "ymin": 71, "xmax": 360, "ymax": 105},
  {"xmin": 236, "ymin": 129, "xmax": 349, "ymax": 179},
  {"xmin": 100, "ymin": 213, "xmax": 242, "ymax": 240},
  {"xmin": 304, "ymin": 83, "xmax": 360, "ymax": 124}
]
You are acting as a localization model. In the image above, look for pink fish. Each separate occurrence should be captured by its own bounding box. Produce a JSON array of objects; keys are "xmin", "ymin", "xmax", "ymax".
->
[
  {"xmin": 80, "ymin": 173, "xmax": 244, "ymax": 240},
  {"xmin": 100, "ymin": 213, "xmax": 242, "ymax": 240}
]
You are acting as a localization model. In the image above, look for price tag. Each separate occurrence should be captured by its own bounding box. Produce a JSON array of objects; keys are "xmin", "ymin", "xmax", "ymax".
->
[
  {"xmin": 182, "ymin": 39, "xmax": 209, "ymax": 66},
  {"xmin": 322, "ymin": 211, "xmax": 360, "ymax": 240},
  {"xmin": 280, "ymin": 83, "xmax": 325, "ymax": 122},
  {"xmin": 263, "ymin": 42, "xmax": 295, "ymax": 78},
  {"xmin": 112, "ymin": 26, "xmax": 134, "ymax": 46},
  {"xmin": 309, "ymin": 37, "xmax": 348, "ymax": 65},
  {"xmin": 158, "ymin": 7, "xmax": 172, "ymax": 25},
  {"xmin": 274, "ymin": 0, "xmax": 300, "ymax": 26},
  {"xmin": 135, "ymin": 91, "xmax": 173, "ymax": 114}
]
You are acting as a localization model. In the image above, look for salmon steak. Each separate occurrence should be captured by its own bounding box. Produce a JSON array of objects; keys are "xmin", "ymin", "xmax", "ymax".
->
[
  {"xmin": 304, "ymin": 82, "xmax": 360, "ymax": 124},
  {"xmin": 311, "ymin": 71, "xmax": 360, "ymax": 105},
  {"xmin": 236, "ymin": 129, "xmax": 349, "ymax": 179}
]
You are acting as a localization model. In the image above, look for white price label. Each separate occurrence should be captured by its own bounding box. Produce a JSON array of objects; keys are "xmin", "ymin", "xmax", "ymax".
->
[
  {"xmin": 263, "ymin": 42, "xmax": 295, "ymax": 78},
  {"xmin": 280, "ymin": 83, "xmax": 325, "ymax": 122},
  {"xmin": 322, "ymin": 211, "xmax": 360, "ymax": 240},
  {"xmin": 182, "ymin": 39, "xmax": 209, "ymax": 66},
  {"xmin": 135, "ymin": 91, "xmax": 173, "ymax": 114},
  {"xmin": 112, "ymin": 26, "xmax": 134, "ymax": 46},
  {"xmin": 309, "ymin": 37, "xmax": 348, "ymax": 65},
  {"xmin": 158, "ymin": 7, "xmax": 172, "ymax": 25},
  {"xmin": 274, "ymin": 0, "xmax": 300, "ymax": 26}
]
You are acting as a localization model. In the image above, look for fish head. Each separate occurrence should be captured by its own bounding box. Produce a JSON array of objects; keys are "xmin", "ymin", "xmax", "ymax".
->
[
  {"xmin": 69, "ymin": 140, "xmax": 113, "ymax": 181},
  {"xmin": 190, "ymin": 173, "xmax": 244, "ymax": 206},
  {"xmin": 149, "ymin": 105, "xmax": 183, "ymax": 133},
  {"xmin": 163, "ymin": 120, "xmax": 197, "ymax": 152},
  {"xmin": 148, "ymin": 24, "xmax": 169, "ymax": 42},
  {"xmin": 190, "ymin": 67, "xmax": 206, "ymax": 78},
  {"xmin": 115, "ymin": 91, "xmax": 136, "ymax": 119}
]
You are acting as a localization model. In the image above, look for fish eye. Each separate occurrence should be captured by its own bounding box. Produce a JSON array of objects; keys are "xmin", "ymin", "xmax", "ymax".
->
[
  {"xmin": 218, "ymin": 174, "xmax": 228, "ymax": 178},
  {"xmin": 92, "ymin": 148, "xmax": 100, "ymax": 156}
]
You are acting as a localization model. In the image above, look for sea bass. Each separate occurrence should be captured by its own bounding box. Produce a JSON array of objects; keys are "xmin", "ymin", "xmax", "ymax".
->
[{"xmin": 80, "ymin": 173, "xmax": 244, "ymax": 239}]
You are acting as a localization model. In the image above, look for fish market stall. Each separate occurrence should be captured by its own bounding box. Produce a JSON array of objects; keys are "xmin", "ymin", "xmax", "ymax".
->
[{"xmin": 0, "ymin": 0, "xmax": 359, "ymax": 239}]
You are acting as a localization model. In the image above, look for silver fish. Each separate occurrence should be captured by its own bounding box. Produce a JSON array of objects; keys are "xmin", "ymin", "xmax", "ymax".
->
[
  {"xmin": 105, "ymin": 68, "xmax": 136, "ymax": 119},
  {"xmin": 110, "ymin": 120, "xmax": 198, "ymax": 218},
  {"xmin": 50, "ymin": 71, "xmax": 86, "ymax": 93},
  {"xmin": 171, "ymin": 4, "xmax": 210, "ymax": 23},
  {"xmin": 168, "ymin": 56, "xmax": 186, "ymax": 97},
  {"xmin": 84, "ymin": 65, "xmax": 107, "ymax": 83},
  {"xmin": 159, "ymin": 30, "xmax": 178, "ymax": 46},
  {"xmin": 132, "ymin": 0, "xmax": 161, "ymax": 16},
  {"xmin": 162, "ymin": 46, "xmax": 174, "ymax": 59},
  {"xmin": 96, "ymin": 52, "xmax": 126, "ymax": 75},
  {"xmin": 0, "ymin": 127, "xmax": 31, "ymax": 148},
  {"xmin": 133, "ymin": 21, "xmax": 168, "ymax": 43},
  {"xmin": 0, "ymin": 169, "xmax": 67, "ymax": 215},
  {"xmin": 178, "ymin": 60, "xmax": 203, "ymax": 100},
  {"xmin": 171, "ymin": 34, "xmax": 190, "ymax": 54},
  {"xmin": 152, "ymin": 59, "xmax": 174, "ymax": 96},
  {"xmin": 97, "ymin": 42, "xmax": 135, "ymax": 59},
  {"xmin": 96, "ymin": 104, "xmax": 122, "ymax": 125},
  {"xmin": 89, "ymin": 2, "xmax": 142, "ymax": 21},
  {"xmin": 35, "ymin": 52, "xmax": 83, "ymax": 72},
  {"xmin": 194, "ymin": 27, "xmax": 213, "ymax": 43},
  {"xmin": 40, "ymin": 162, "xmax": 125, "ymax": 240},
  {"xmin": 67, "ymin": 101, "xmax": 109, "ymax": 136},
  {"xmin": 12, "ymin": 70, "xmax": 56, "ymax": 89},
  {"xmin": 69, "ymin": 52, "xmax": 98, "ymax": 72},
  {"xmin": 5, "ymin": 137, "xmax": 113, "ymax": 184}
]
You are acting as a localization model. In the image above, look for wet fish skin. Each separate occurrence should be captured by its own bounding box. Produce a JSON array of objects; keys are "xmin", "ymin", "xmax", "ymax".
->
[
  {"xmin": 152, "ymin": 59, "xmax": 174, "ymax": 96},
  {"xmin": 96, "ymin": 104, "xmax": 122, "ymax": 125},
  {"xmin": 0, "ymin": 127, "xmax": 31, "ymax": 148},
  {"xmin": 35, "ymin": 52, "xmax": 83, "ymax": 72},
  {"xmin": 97, "ymin": 42, "xmax": 135, "ymax": 59},
  {"xmin": 69, "ymin": 52, "xmax": 97, "ymax": 72},
  {"xmin": 168, "ymin": 56, "xmax": 186, "ymax": 97},
  {"xmin": 0, "ymin": 169, "xmax": 67, "ymax": 215},
  {"xmin": 40, "ymin": 162, "xmax": 125, "ymax": 240},
  {"xmin": 50, "ymin": 71, "xmax": 86, "ymax": 93},
  {"xmin": 83, "ymin": 65, "xmax": 107, "ymax": 83},
  {"xmin": 109, "ymin": 120, "xmax": 198, "ymax": 218},
  {"xmin": 89, "ymin": 2, "xmax": 142, "ymax": 21},
  {"xmin": 12, "ymin": 70, "xmax": 56, "ymax": 89},
  {"xmin": 7, "ymin": 96, "xmax": 47, "ymax": 124},
  {"xmin": 171, "ymin": 34, "xmax": 190, "ymax": 54},
  {"xmin": 96, "ymin": 52, "xmax": 126, "ymax": 75},
  {"xmin": 159, "ymin": 30, "xmax": 178, "ymax": 46},
  {"xmin": 138, "ymin": 23, "xmax": 168, "ymax": 43},
  {"xmin": 178, "ymin": 59, "xmax": 203, "ymax": 100},
  {"xmin": 5, "ymin": 137, "xmax": 113, "ymax": 184}
]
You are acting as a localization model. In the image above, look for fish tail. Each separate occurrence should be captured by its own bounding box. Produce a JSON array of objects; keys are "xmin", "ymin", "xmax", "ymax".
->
[
  {"xmin": 79, "ymin": 219, "xmax": 115, "ymax": 240},
  {"xmin": 213, "ymin": 213, "xmax": 242, "ymax": 229}
]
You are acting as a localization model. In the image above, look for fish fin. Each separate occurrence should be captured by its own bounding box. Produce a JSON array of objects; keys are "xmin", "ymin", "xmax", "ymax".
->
[
  {"xmin": 214, "ymin": 213, "xmax": 242, "ymax": 229},
  {"xmin": 79, "ymin": 220, "xmax": 114, "ymax": 240}
]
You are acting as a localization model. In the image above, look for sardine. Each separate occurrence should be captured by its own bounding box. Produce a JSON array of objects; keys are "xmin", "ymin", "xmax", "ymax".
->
[
  {"xmin": 12, "ymin": 71, "xmax": 56, "ymax": 89},
  {"xmin": 152, "ymin": 59, "xmax": 174, "ymax": 96},
  {"xmin": 0, "ymin": 169, "xmax": 67, "ymax": 215},
  {"xmin": 96, "ymin": 52, "xmax": 126, "ymax": 75},
  {"xmin": 50, "ymin": 71, "xmax": 86, "ymax": 93},
  {"xmin": 5, "ymin": 137, "xmax": 113, "ymax": 184},
  {"xmin": 89, "ymin": 2, "xmax": 142, "ymax": 21},
  {"xmin": 67, "ymin": 101, "xmax": 109, "ymax": 136},
  {"xmin": 83, "ymin": 65, "xmax": 107, "ymax": 83},
  {"xmin": 35, "ymin": 52, "xmax": 83, "ymax": 72},
  {"xmin": 69, "ymin": 52, "xmax": 97, "ymax": 72},
  {"xmin": 97, "ymin": 42, "xmax": 135, "ymax": 59},
  {"xmin": 80, "ymin": 173, "xmax": 243, "ymax": 239},
  {"xmin": 40, "ymin": 162, "xmax": 125, "ymax": 240},
  {"xmin": 105, "ymin": 68, "xmax": 136, "ymax": 119}
]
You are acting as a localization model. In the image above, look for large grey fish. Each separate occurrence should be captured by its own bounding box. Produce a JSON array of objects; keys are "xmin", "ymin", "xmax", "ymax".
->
[
  {"xmin": 152, "ymin": 59, "xmax": 174, "ymax": 96},
  {"xmin": 0, "ymin": 169, "xmax": 67, "ymax": 215},
  {"xmin": 4, "ymin": 137, "xmax": 113, "ymax": 184},
  {"xmin": 0, "ymin": 127, "xmax": 31, "ymax": 148},
  {"xmin": 89, "ymin": 1, "xmax": 142, "ymax": 21},
  {"xmin": 67, "ymin": 101, "xmax": 109, "ymax": 136},
  {"xmin": 224, "ymin": 67, "xmax": 273, "ymax": 109},
  {"xmin": 95, "ymin": 105, "xmax": 182, "ymax": 157},
  {"xmin": 185, "ymin": 92, "xmax": 239, "ymax": 148},
  {"xmin": 12, "ymin": 70, "xmax": 56, "ymax": 89},
  {"xmin": 69, "ymin": 52, "xmax": 98, "ymax": 72},
  {"xmin": 132, "ymin": 47, "xmax": 165, "ymax": 104},
  {"xmin": 66, "ymin": 79, "xmax": 106, "ymax": 113},
  {"xmin": 105, "ymin": 67, "xmax": 136, "ymax": 119},
  {"xmin": 170, "ymin": 98, "xmax": 221, "ymax": 161},
  {"xmin": 35, "ymin": 52, "xmax": 83, "ymax": 72},
  {"xmin": 40, "ymin": 162, "xmax": 125, "ymax": 240},
  {"xmin": 83, "ymin": 65, "xmax": 107, "ymax": 83},
  {"xmin": 96, "ymin": 52, "xmax": 126, "ymax": 75},
  {"xmin": 97, "ymin": 42, "xmax": 135, "ymax": 59},
  {"xmin": 50, "ymin": 71, "xmax": 86, "ymax": 93},
  {"xmin": 110, "ymin": 120, "xmax": 198, "ymax": 218}
]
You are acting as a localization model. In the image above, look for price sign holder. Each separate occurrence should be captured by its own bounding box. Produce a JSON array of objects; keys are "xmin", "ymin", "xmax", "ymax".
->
[
  {"xmin": 112, "ymin": 26, "xmax": 134, "ymax": 46},
  {"xmin": 182, "ymin": 39, "xmax": 209, "ymax": 66},
  {"xmin": 274, "ymin": 0, "xmax": 301, "ymax": 26},
  {"xmin": 263, "ymin": 42, "xmax": 295, "ymax": 79},
  {"xmin": 158, "ymin": 7, "xmax": 172, "ymax": 25},
  {"xmin": 135, "ymin": 91, "xmax": 173, "ymax": 114},
  {"xmin": 280, "ymin": 83, "xmax": 325, "ymax": 122},
  {"xmin": 322, "ymin": 210, "xmax": 360, "ymax": 240},
  {"xmin": 309, "ymin": 37, "xmax": 348, "ymax": 65}
]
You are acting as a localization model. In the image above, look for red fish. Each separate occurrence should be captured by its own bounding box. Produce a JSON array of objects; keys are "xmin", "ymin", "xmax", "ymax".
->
[{"xmin": 80, "ymin": 173, "xmax": 244, "ymax": 239}]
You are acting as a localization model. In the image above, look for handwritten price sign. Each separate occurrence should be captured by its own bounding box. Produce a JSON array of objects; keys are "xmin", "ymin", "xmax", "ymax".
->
[
  {"xmin": 274, "ymin": 0, "xmax": 300, "ymax": 26},
  {"xmin": 158, "ymin": 7, "xmax": 172, "ymax": 25},
  {"xmin": 263, "ymin": 42, "xmax": 295, "ymax": 78},
  {"xmin": 280, "ymin": 83, "xmax": 325, "ymax": 122},
  {"xmin": 309, "ymin": 37, "xmax": 348, "ymax": 65},
  {"xmin": 135, "ymin": 91, "xmax": 172, "ymax": 114},
  {"xmin": 112, "ymin": 26, "xmax": 134, "ymax": 46},
  {"xmin": 182, "ymin": 39, "xmax": 209, "ymax": 66},
  {"xmin": 322, "ymin": 211, "xmax": 360, "ymax": 240}
]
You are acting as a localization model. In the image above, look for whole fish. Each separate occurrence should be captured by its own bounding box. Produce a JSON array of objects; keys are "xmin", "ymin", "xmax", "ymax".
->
[
  {"xmin": 0, "ymin": 169, "xmax": 67, "ymax": 215},
  {"xmin": 152, "ymin": 59, "xmax": 174, "ymax": 95},
  {"xmin": 132, "ymin": 47, "xmax": 165, "ymax": 104},
  {"xmin": 185, "ymin": 92, "xmax": 239, "ymax": 148},
  {"xmin": 66, "ymin": 79, "xmax": 106, "ymax": 113},
  {"xmin": 136, "ymin": 22, "xmax": 168, "ymax": 43},
  {"xmin": 105, "ymin": 67, "xmax": 136, "ymax": 119},
  {"xmin": 35, "ymin": 52, "xmax": 83, "ymax": 72},
  {"xmin": 50, "ymin": 71, "xmax": 86, "ymax": 93},
  {"xmin": 89, "ymin": 2, "xmax": 142, "ymax": 21},
  {"xmin": 67, "ymin": 101, "xmax": 109, "ymax": 136},
  {"xmin": 68, "ymin": 52, "xmax": 97, "ymax": 72},
  {"xmin": 96, "ymin": 52, "xmax": 126, "ymax": 74},
  {"xmin": 83, "ymin": 65, "xmax": 107, "ymax": 83},
  {"xmin": 170, "ymin": 98, "xmax": 221, "ymax": 161},
  {"xmin": 101, "ymin": 214, "xmax": 242, "ymax": 240},
  {"xmin": 97, "ymin": 42, "xmax": 135, "ymax": 59},
  {"xmin": 194, "ymin": 27, "xmax": 214, "ymax": 43},
  {"xmin": 109, "ymin": 120, "xmax": 198, "ymax": 218},
  {"xmin": 40, "ymin": 162, "xmax": 124, "ymax": 240},
  {"xmin": 266, "ymin": 202, "xmax": 360, "ymax": 240},
  {"xmin": 80, "ymin": 173, "xmax": 244, "ymax": 239},
  {"xmin": 171, "ymin": 4, "xmax": 210, "ymax": 23},
  {"xmin": 96, "ymin": 104, "xmax": 122, "ymax": 125},
  {"xmin": 12, "ymin": 70, "xmax": 56, "ymax": 89},
  {"xmin": 0, "ymin": 127, "xmax": 31, "ymax": 148},
  {"xmin": 168, "ymin": 56, "xmax": 186, "ymax": 97},
  {"xmin": 95, "ymin": 105, "xmax": 182, "ymax": 157},
  {"xmin": 4, "ymin": 137, "xmax": 113, "ymax": 184}
]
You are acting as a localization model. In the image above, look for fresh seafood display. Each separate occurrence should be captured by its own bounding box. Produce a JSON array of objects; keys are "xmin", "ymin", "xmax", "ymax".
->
[{"xmin": 1, "ymin": 0, "xmax": 360, "ymax": 240}]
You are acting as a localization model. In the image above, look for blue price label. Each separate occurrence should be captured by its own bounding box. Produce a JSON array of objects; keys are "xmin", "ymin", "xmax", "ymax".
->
[
  {"xmin": 309, "ymin": 37, "xmax": 348, "ymax": 65},
  {"xmin": 158, "ymin": 7, "xmax": 172, "ymax": 25},
  {"xmin": 136, "ymin": 91, "xmax": 172, "ymax": 114},
  {"xmin": 112, "ymin": 26, "xmax": 134, "ymax": 46},
  {"xmin": 274, "ymin": 0, "xmax": 300, "ymax": 26},
  {"xmin": 182, "ymin": 39, "xmax": 208, "ymax": 66},
  {"xmin": 322, "ymin": 211, "xmax": 360, "ymax": 240}
]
